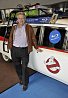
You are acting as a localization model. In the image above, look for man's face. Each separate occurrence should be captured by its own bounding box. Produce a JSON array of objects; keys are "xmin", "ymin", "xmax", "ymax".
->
[{"xmin": 17, "ymin": 14, "xmax": 25, "ymax": 25}]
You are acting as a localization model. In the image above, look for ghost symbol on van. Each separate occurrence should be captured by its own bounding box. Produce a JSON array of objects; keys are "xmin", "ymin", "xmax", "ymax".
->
[{"xmin": 45, "ymin": 56, "xmax": 60, "ymax": 74}]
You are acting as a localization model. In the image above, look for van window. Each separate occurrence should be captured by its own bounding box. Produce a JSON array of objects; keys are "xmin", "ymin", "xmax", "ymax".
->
[
  {"xmin": 37, "ymin": 26, "xmax": 66, "ymax": 50},
  {"xmin": 0, "ymin": 26, "xmax": 11, "ymax": 39},
  {"xmin": 32, "ymin": 26, "xmax": 40, "ymax": 44},
  {"xmin": 4, "ymin": 27, "xmax": 11, "ymax": 39},
  {"xmin": 36, "ymin": 27, "xmax": 40, "ymax": 44},
  {"xmin": 0, "ymin": 11, "xmax": 2, "ymax": 23}
]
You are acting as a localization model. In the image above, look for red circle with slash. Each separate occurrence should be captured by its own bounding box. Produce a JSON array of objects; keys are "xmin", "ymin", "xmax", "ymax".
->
[{"xmin": 46, "ymin": 57, "xmax": 60, "ymax": 74}]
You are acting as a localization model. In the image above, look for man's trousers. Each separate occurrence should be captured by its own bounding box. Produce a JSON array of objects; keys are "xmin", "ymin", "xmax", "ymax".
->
[{"xmin": 11, "ymin": 46, "xmax": 29, "ymax": 86}]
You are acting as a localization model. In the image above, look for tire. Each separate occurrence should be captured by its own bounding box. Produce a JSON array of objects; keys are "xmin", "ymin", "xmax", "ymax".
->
[{"xmin": 2, "ymin": 53, "xmax": 11, "ymax": 62}]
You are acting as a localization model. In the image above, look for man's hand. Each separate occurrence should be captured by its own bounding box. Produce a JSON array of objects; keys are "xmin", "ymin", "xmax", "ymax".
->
[{"xmin": 37, "ymin": 48, "xmax": 43, "ymax": 53}]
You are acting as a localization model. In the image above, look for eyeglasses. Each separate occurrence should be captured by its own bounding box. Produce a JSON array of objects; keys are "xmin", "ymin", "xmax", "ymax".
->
[{"xmin": 18, "ymin": 18, "xmax": 24, "ymax": 20}]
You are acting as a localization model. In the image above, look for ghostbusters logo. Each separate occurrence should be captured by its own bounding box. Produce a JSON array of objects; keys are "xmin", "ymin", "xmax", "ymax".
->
[{"xmin": 45, "ymin": 56, "xmax": 60, "ymax": 74}]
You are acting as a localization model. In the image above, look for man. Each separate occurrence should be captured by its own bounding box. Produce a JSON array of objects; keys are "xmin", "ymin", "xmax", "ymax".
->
[{"xmin": 8, "ymin": 12, "xmax": 42, "ymax": 91}]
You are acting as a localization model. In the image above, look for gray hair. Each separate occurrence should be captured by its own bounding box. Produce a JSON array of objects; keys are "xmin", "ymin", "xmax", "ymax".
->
[{"xmin": 16, "ymin": 12, "xmax": 26, "ymax": 20}]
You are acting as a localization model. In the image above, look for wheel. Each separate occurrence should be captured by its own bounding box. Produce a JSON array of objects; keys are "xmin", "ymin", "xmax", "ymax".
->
[{"xmin": 2, "ymin": 54, "xmax": 11, "ymax": 62}]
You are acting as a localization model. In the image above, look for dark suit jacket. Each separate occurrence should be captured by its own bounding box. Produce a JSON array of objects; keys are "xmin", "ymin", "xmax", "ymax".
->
[{"xmin": 8, "ymin": 24, "xmax": 38, "ymax": 53}]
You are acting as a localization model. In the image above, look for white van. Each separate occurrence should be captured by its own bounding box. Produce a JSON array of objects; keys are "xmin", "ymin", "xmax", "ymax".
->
[
  {"xmin": 28, "ymin": 23, "xmax": 68, "ymax": 85},
  {"xmin": 0, "ymin": 22, "xmax": 68, "ymax": 85}
]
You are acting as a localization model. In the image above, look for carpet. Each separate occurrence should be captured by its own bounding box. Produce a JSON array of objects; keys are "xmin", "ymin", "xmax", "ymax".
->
[
  {"xmin": 0, "ymin": 72, "xmax": 68, "ymax": 98},
  {"xmin": 0, "ymin": 54, "xmax": 36, "ymax": 93}
]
